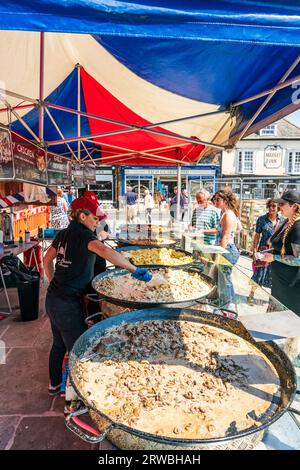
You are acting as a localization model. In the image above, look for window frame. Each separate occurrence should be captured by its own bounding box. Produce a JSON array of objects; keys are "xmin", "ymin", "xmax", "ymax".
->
[
  {"xmin": 287, "ymin": 150, "xmax": 300, "ymax": 175},
  {"xmin": 259, "ymin": 124, "xmax": 277, "ymax": 136},
  {"xmin": 237, "ymin": 149, "xmax": 255, "ymax": 174}
]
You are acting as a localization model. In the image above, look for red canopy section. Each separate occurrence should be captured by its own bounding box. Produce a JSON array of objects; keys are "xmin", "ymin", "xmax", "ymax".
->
[{"xmin": 81, "ymin": 68, "xmax": 204, "ymax": 166}]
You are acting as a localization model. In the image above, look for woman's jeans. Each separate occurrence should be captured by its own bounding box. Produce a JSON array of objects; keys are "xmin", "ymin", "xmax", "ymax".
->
[
  {"xmin": 46, "ymin": 292, "xmax": 87, "ymax": 386},
  {"xmin": 218, "ymin": 244, "xmax": 240, "ymax": 309}
]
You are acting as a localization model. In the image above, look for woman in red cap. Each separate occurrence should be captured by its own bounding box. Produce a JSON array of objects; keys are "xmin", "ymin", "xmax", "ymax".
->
[{"xmin": 44, "ymin": 191, "xmax": 151, "ymax": 397}]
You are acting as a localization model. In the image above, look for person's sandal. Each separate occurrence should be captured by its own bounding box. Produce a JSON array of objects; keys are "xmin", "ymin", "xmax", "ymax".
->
[{"xmin": 48, "ymin": 383, "xmax": 62, "ymax": 396}]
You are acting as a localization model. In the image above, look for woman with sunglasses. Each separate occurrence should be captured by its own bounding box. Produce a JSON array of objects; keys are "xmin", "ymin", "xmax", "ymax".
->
[
  {"xmin": 262, "ymin": 190, "xmax": 300, "ymax": 316},
  {"xmin": 248, "ymin": 199, "xmax": 284, "ymax": 305},
  {"xmin": 213, "ymin": 189, "xmax": 240, "ymax": 310}
]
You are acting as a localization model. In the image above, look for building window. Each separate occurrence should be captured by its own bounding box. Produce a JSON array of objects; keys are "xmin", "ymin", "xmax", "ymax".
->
[
  {"xmin": 288, "ymin": 151, "xmax": 300, "ymax": 174},
  {"xmin": 237, "ymin": 150, "xmax": 254, "ymax": 174},
  {"xmin": 260, "ymin": 124, "xmax": 277, "ymax": 136}
]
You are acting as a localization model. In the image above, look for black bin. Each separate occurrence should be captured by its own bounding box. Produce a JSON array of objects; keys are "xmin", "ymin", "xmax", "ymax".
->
[{"xmin": 17, "ymin": 274, "xmax": 40, "ymax": 322}]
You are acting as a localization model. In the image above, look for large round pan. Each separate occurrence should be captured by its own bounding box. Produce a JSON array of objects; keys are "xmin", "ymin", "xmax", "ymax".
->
[
  {"xmin": 117, "ymin": 236, "xmax": 178, "ymax": 248},
  {"xmin": 67, "ymin": 308, "xmax": 297, "ymax": 450},
  {"xmin": 116, "ymin": 245, "xmax": 196, "ymax": 268},
  {"xmin": 91, "ymin": 266, "xmax": 216, "ymax": 309},
  {"xmin": 119, "ymin": 223, "xmax": 171, "ymax": 234}
]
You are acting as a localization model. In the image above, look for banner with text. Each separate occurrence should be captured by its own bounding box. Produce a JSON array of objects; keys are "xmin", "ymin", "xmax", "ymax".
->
[
  {"xmin": 47, "ymin": 152, "xmax": 72, "ymax": 186},
  {"xmin": 0, "ymin": 126, "xmax": 14, "ymax": 179},
  {"xmin": 12, "ymin": 132, "xmax": 47, "ymax": 185}
]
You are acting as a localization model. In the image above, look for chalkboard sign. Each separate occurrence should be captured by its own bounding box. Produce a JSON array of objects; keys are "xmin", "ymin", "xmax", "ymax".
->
[
  {"xmin": 12, "ymin": 132, "xmax": 47, "ymax": 185},
  {"xmin": 0, "ymin": 127, "xmax": 14, "ymax": 179},
  {"xmin": 47, "ymin": 152, "xmax": 72, "ymax": 186},
  {"xmin": 83, "ymin": 163, "xmax": 96, "ymax": 184}
]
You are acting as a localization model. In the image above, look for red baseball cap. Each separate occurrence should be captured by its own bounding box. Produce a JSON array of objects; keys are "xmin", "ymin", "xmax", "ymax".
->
[{"xmin": 71, "ymin": 191, "xmax": 107, "ymax": 220}]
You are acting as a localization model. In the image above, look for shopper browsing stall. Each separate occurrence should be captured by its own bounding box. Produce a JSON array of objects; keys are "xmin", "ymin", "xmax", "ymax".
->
[
  {"xmin": 44, "ymin": 191, "xmax": 152, "ymax": 396},
  {"xmin": 248, "ymin": 199, "xmax": 284, "ymax": 305},
  {"xmin": 261, "ymin": 190, "xmax": 300, "ymax": 316},
  {"xmin": 213, "ymin": 189, "xmax": 240, "ymax": 311}
]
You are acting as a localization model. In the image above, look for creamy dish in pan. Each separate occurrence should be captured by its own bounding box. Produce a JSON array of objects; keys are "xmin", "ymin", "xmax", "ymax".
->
[
  {"xmin": 94, "ymin": 268, "xmax": 211, "ymax": 302},
  {"xmin": 122, "ymin": 248, "xmax": 193, "ymax": 266},
  {"xmin": 76, "ymin": 320, "xmax": 280, "ymax": 439}
]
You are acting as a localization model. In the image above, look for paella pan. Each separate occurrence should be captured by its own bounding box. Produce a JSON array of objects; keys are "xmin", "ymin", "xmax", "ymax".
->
[
  {"xmin": 66, "ymin": 308, "xmax": 297, "ymax": 450},
  {"xmin": 91, "ymin": 266, "xmax": 215, "ymax": 309}
]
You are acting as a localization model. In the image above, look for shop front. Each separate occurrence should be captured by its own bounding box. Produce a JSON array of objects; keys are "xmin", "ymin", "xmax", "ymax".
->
[
  {"xmin": 88, "ymin": 168, "xmax": 114, "ymax": 206},
  {"xmin": 217, "ymin": 176, "xmax": 300, "ymax": 200},
  {"xmin": 121, "ymin": 165, "xmax": 220, "ymax": 205}
]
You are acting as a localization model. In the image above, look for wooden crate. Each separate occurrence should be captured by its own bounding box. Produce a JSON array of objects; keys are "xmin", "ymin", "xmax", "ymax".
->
[{"xmin": 239, "ymin": 200, "xmax": 266, "ymax": 253}]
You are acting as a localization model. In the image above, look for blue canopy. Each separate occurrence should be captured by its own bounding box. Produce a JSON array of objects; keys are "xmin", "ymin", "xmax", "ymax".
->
[{"xmin": 1, "ymin": 1, "xmax": 300, "ymax": 156}]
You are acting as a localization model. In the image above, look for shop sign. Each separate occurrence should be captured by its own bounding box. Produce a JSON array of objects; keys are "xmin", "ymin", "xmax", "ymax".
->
[
  {"xmin": 125, "ymin": 169, "xmax": 215, "ymax": 176},
  {"xmin": 0, "ymin": 127, "xmax": 14, "ymax": 180},
  {"xmin": 96, "ymin": 169, "xmax": 113, "ymax": 175},
  {"xmin": 73, "ymin": 163, "xmax": 84, "ymax": 187},
  {"xmin": 47, "ymin": 152, "xmax": 72, "ymax": 186},
  {"xmin": 12, "ymin": 132, "xmax": 47, "ymax": 185},
  {"xmin": 264, "ymin": 146, "xmax": 282, "ymax": 169},
  {"xmin": 83, "ymin": 164, "xmax": 96, "ymax": 184}
]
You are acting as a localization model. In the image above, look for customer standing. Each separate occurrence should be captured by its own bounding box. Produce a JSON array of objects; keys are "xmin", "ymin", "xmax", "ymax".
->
[
  {"xmin": 190, "ymin": 189, "xmax": 220, "ymax": 245},
  {"xmin": 214, "ymin": 189, "xmax": 240, "ymax": 310},
  {"xmin": 50, "ymin": 188, "xmax": 70, "ymax": 229},
  {"xmin": 248, "ymin": 199, "xmax": 284, "ymax": 305},
  {"xmin": 262, "ymin": 190, "xmax": 300, "ymax": 316},
  {"xmin": 169, "ymin": 186, "xmax": 184, "ymax": 223},
  {"xmin": 144, "ymin": 189, "xmax": 154, "ymax": 224},
  {"xmin": 124, "ymin": 186, "xmax": 137, "ymax": 223}
]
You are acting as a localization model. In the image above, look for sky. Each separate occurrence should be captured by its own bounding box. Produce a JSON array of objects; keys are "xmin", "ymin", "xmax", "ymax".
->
[{"xmin": 286, "ymin": 109, "xmax": 300, "ymax": 127}]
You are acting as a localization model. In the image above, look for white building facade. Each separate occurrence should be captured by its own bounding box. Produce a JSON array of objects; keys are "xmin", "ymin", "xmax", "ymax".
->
[{"xmin": 221, "ymin": 119, "xmax": 300, "ymax": 199}]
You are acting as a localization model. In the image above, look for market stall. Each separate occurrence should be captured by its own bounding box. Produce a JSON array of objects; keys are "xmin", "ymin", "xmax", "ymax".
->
[{"xmin": 62, "ymin": 231, "xmax": 300, "ymax": 449}]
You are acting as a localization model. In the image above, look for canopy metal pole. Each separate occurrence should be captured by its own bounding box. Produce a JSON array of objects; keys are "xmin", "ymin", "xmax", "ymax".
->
[
  {"xmin": 0, "ymin": 104, "xmax": 34, "ymax": 113},
  {"xmin": 81, "ymin": 141, "xmax": 96, "ymax": 166},
  {"xmin": 47, "ymin": 127, "xmax": 222, "ymax": 149},
  {"xmin": 39, "ymin": 32, "xmax": 45, "ymax": 143},
  {"xmin": 83, "ymin": 138, "xmax": 190, "ymax": 164},
  {"xmin": 0, "ymin": 88, "xmax": 224, "ymax": 149},
  {"xmin": 76, "ymin": 64, "xmax": 81, "ymax": 161},
  {"xmin": 44, "ymin": 107, "xmax": 80, "ymax": 162},
  {"xmin": 176, "ymin": 164, "xmax": 182, "ymax": 222},
  {"xmin": 232, "ymin": 70, "xmax": 300, "ymax": 107},
  {"xmin": 10, "ymin": 106, "xmax": 40, "ymax": 143},
  {"xmin": 238, "ymin": 55, "xmax": 300, "ymax": 141},
  {"xmin": 92, "ymin": 141, "xmax": 189, "ymax": 161},
  {"xmin": 0, "ymin": 89, "xmax": 38, "ymax": 104}
]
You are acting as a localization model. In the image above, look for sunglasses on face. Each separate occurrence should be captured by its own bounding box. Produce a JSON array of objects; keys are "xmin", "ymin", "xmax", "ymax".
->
[
  {"xmin": 214, "ymin": 197, "xmax": 222, "ymax": 202},
  {"xmin": 268, "ymin": 204, "xmax": 277, "ymax": 208}
]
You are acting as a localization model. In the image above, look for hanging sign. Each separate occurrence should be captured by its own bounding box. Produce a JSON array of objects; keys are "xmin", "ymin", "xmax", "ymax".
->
[
  {"xmin": 12, "ymin": 132, "xmax": 47, "ymax": 185},
  {"xmin": 0, "ymin": 126, "xmax": 14, "ymax": 179},
  {"xmin": 73, "ymin": 163, "xmax": 84, "ymax": 187},
  {"xmin": 264, "ymin": 145, "xmax": 282, "ymax": 169},
  {"xmin": 83, "ymin": 164, "xmax": 96, "ymax": 184},
  {"xmin": 47, "ymin": 152, "xmax": 72, "ymax": 186}
]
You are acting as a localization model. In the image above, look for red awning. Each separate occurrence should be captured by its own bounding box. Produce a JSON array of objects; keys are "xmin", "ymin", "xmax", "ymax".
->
[{"xmin": 81, "ymin": 68, "xmax": 204, "ymax": 166}]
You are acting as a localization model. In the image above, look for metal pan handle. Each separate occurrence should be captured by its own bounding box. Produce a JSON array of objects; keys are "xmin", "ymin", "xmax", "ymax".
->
[
  {"xmin": 103, "ymin": 240, "xmax": 116, "ymax": 249},
  {"xmin": 289, "ymin": 407, "xmax": 300, "ymax": 416},
  {"xmin": 65, "ymin": 407, "xmax": 115, "ymax": 443},
  {"xmin": 85, "ymin": 312, "xmax": 102, "ymax": 325},
  {"xmin": 194, "ymin": 300, "xmax": 239, "ymax": 320},
  {"xmin": 85, "ymin": 293, "xmax": 104, "ymax": 303}
]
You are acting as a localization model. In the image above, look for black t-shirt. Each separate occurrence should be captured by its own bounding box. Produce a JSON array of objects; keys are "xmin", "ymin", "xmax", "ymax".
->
[
  {"xmin": 271, "ymin": 219, "xmax": 300, "ymax": 286},
  {"xmin": 48, "ymin": 220, "xmax": 98, "ymax": 298}
]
